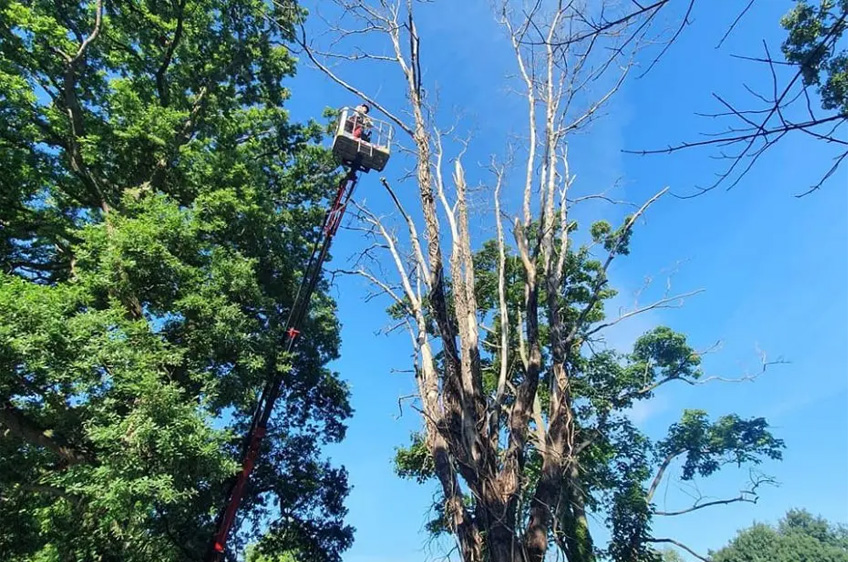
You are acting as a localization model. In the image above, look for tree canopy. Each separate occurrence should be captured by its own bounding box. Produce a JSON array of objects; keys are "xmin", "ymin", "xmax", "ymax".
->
[
  {"xmin": 393, "ymin": 230, "xmax": 784, "ymax": 562},
  {"xmin": 297, "ymin": 2, "xmax": 786, "ymax": 562},
  {"xmin": 712, "ymin": 509, "xmax": 848, "ymax": 562},
  {"xmin": 0, "ymin": 0, "xmax": 352, "ymax": 560}
]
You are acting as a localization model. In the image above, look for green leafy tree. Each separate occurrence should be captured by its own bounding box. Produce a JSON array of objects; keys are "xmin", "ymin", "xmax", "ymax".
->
[
  {"xmin": 658, "ymin": 549, "xmax": 684, "ymax": 562},
  {"xmin": 712, "ymin": 509, "xmax": 848, "ymax": 562},
  {"xmin": 0, "ymin": 0, "xmax": 351, "ymax": 560},
  {"xmin": 245, "ymin": 545, "xmax": 298, "ymax": 562},
  {"xmin": 393, "ymin": 237, "xmax": 784, "ymax": 562}
]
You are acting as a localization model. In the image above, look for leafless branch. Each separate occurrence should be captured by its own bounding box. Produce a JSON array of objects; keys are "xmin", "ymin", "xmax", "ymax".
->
[
  {"xmin": 296, "ymin": 24, "xmax": 414, "ymax": 137},
  {"xmin": 380, "ymin": 177, "xmax": 431, "ymax": 285},
  {"xmin": 396, "ymin": 393, "xmax": 420, "ymax": 419},
  {"xmin": 332, "ymin": 268, "xmax": 408, "ymax": 310},
  {"xmin": 584, "ymin": 289, "xmax": 704, "ymax": 336},
  {"xmin": 637, "ymin": 0, "xmax": 695, "ymax": 78},
  {"xmin": 567, "ymin": 193, "xmax": 634, "ymax": 206},
  {"xmin": 535, "ymin": 0, "xmax": 672, "ymax": 48},
  {"xmin": 492, "ymin": 160, "xmax": 510, "ymax": 410},
  {"xmin": 655, "ymin": 471, "xmax": 775, "ymax": 516},
  {"xmin": 647, "ymin": 538, "xmax": 712, "ymax": 562},
  {"xmin": 566, "ymin": 186, "xmax": 669, "ymax": 344},
  {"xmin": 716, "ymin": 0, "xmax": 756, "ymax": 49},
  {"xmin": 352, "ymin": 200, "xmax": 421, "ymax": 314},
  {"xmin": 628, "ymin": 9, "xmax": 848, "ymax": 195},
  {"xmin": 695, "ymin": 351, "xmax": 787, "ymax": 385}
]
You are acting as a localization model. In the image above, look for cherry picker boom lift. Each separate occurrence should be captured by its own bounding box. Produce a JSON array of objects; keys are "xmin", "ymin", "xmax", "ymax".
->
[{"xmin": 205, "ymin": 107, "xmax": 392, "ymax": 561}]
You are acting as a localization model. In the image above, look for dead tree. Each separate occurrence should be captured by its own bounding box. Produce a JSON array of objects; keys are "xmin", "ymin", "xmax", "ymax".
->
[{"xmin": 293, "ymin": 1, "xmax": 783, "ymax": 562}]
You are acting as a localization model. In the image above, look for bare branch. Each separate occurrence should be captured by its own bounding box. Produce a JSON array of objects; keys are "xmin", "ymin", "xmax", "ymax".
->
[
  {"xmin": 380, "ymin": 177, "xmax": 431, "ymax": 285},
  {"xmin": 568, "ymin": 193, "xmax": 634, "ymax": 206},
  {"xmin": 395, "ymin": 393, "xmax": 420, "ymax": 419},
  {"xmin": 296, "ymin": 25, "xmax": 414, "ymax": 137},
  {"xmin": 647, "ymin": 451, "xmax": 681, "ymax": 503},
  {"xmin": 352, "ymin": 201, "xmax": 421, "ymax": 313},
  {"xmin": 716, "ymin": 0, "xmax": 756, "ymax": 49},
  {"xmin": 647, "ymin": 538, "xmax": 712, "ymax": 562},
  {"xmin": 309, "ymin": 47, "xmax": 398, "ymax": 63},
  {"xmin": 627, "ymin": 347, "xmax": 784, "ymax": 412},
  {"xmin": 503, "ymin": 7, "xmax": 537, "ymax": 229},
  {"xmin": 538, "ymin": 0, "xmax": 672, "ymax": 48},
  {"xmin": 656, "ymin": 493, "xmax": 752, "ymax": 516},
  {"xmin": 629, "ymin": 9, "xmax": 848, "ymax": 193},
  {"xmin": 492, "ymin": 160, "xmax": 510, "ymax": 409},
  {"xmin": 333, "ymin": 268, "xmax": 408, "ymax": 310},
  {"xmin": 628, "ymin": 114, "xmax": 846, "ymax": 155},
  {"xmin": 637, "ymin": 0, "xmax": 695, "ymax": 78},
  {"xmin": 796, "ymin": 149, "xmax": 848, "ymax": 197},
  {"xmin": 566, "ymin": 186, "xmax": 669, "ymax": 344},
  {"xmin": 585, "ymin": 289, "xmax": 704, "ymax": 336},
  {"xmin": 655, "ymin": 469, "xmax": 775, "ymax": 517},
  {"xmin": 695, "ymin": 347, "xmax": 787, "ymax": 385}
]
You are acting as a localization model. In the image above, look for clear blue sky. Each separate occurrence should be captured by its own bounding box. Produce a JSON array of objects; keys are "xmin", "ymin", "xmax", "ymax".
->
[{"xmin": 284, "ymin": 1, "xmax": 848, "ymax": 561}]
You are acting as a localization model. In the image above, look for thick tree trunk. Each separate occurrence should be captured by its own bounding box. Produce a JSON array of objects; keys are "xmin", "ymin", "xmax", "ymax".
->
[
  {"xmin": 487, "ymin": 520, "xmax": 523, "ymax": 562},
  {"xmin": 525, "ymin": 457, "xmax": 558, "ymax": 562},
  {"xmin": 476, "ymin": 480, "xmax": 524, "ymax": 562},
  {"xmin": 429, "ymin": 429, "xmax": 484, "ymax": 562}
]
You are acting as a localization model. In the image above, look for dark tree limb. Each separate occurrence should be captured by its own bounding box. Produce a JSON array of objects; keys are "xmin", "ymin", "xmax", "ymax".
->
[
  {"xmin": 155, "ymin": 0, "xmax": 188, "ymax": 107},
  {"xmin": 655, "ymin": 494, "xmax": 755, "ymax": 516},
  {"xmin": 655, "ymin": 471, "xmax": 775, "ymax": 515},
  {"xmin": 626, "ymin": 9, "xmax": 848, "ymax": 196},
  {"xmin": 0, "ymin": 401, "xmax": 93, "ymax": 466}
]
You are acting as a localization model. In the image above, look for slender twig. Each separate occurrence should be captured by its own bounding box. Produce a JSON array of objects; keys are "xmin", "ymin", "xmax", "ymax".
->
[{"xmin": 647, "ymin": 538, "xmax": 712, "ymax": 562}]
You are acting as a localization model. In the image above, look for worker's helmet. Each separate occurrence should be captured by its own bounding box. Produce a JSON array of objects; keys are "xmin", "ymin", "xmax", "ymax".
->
[{"xmin": 360, "ymin": 103, "xmax": 370, "ymax": 113}]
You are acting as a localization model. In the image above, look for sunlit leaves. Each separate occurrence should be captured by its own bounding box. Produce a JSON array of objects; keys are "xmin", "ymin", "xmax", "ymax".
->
[
  {"xmin": 712, "ymin": 510, "xmax": 848, "ymax": 562},
  {"xmin": 657, "ymin": 410, "xmax": 784, "ymax": 479},
  {"xmin": 0, "ymin": 0, "xmax": 351, "ymax": 559},
  {"xmin": 782, "ymin": 0, "xmax": 848, "ymax": 113}
]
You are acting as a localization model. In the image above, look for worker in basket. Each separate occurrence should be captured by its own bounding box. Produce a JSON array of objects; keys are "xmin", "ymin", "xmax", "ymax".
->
[{"xmin": 345, "ymin": 103, "xmax": 372, "ymax": 142}]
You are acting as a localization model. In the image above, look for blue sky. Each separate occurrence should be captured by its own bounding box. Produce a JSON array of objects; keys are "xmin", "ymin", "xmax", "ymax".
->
[{"xmin": 283, "ymin": 1, "xmax": 847, "ymax": 561}]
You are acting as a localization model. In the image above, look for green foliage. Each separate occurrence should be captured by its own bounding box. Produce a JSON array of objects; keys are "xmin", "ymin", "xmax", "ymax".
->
[
  {"xmin": 245, "ymin": 545, "xmax": 298, "ymax": 562},
  {"xmin": 712, "ymin": 510, "xmax": 848, "ymax": 562},
  {"xmin": 392, "ymin": 218, "xmax": 782, "ymax": 561},
  {"xmin": 0, "ymin": 0, "xmax": 351, "ymax": 560},
  {"xmin": 657, "ymin": 410, "xmax": 784, "ymax": 480},
  {"xmin": 782, "ymin": 0, "xmax": 848, "ymax": 113},
  {"xmin": 591, "ymin": 218, "xmax": 634, "ymax": 255},
  {"xmin": 658, "ymin": 548, "xmax": 684, "ymax": 562},
  {"xmin": 394, "ymin": 432, "xmax": 436, "ymax": 484}
]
